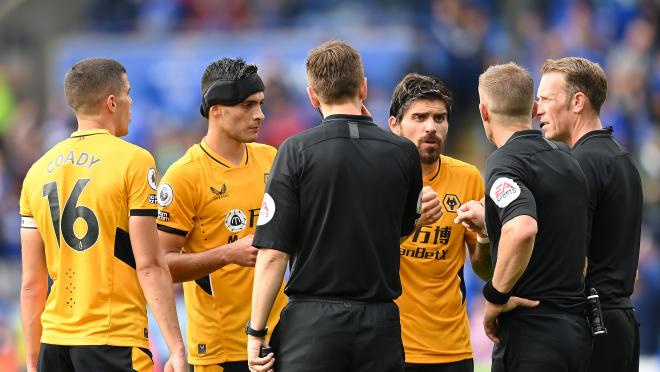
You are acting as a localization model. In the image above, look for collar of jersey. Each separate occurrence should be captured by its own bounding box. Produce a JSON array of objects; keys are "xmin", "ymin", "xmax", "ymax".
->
[
  {"xmin": 573, "ymin": 127, "xmax": 613, "ymax": 148},
  {"xmin": 322, "ymin": 114, "xmax": 375, "ymax": 125},
  {"xmin": 424, "ymin": 156, "xmax": 443, "ymax": 183},
  {"xmin": 505, "ymin": 129, "xmax": 541, "ymax": 145},
  {"xmin": 199, "ymin": 138, "xmax": 248, "ymax": 168},
  {"xmin": 70, "ymin": 129, "xmax": 112, "ymax": 138}
]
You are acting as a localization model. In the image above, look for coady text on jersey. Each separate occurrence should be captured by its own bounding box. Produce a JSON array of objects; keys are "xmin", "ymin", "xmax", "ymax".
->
[{"xmin": 46, "ymin": 151, "xmax": 101, "ymax": 173}]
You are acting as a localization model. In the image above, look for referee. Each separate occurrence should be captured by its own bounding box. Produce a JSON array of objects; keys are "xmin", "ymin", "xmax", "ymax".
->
[
  {"xmin": 537, "ymin": 57, "xmax": 642, "ymax": 372},
  {"xmin": 457, "ymin": 62, "xmax": 592, "ymax": 372},
  {"xmin": 245, "ymin": 40, "xmax": 441, "ymax": 372}
]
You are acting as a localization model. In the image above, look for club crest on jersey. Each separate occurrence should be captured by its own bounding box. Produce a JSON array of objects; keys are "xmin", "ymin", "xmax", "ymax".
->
[
  {"xmin": 157, "ymin": 184, "xmax": 174, "ymax": 207},
  {"xmin": 147, "ymin": 168, "xmax": 157, "ymax": 190},
  {"xmin": 210, "ymin": 184, "xmax": 228, "ymax": 199},
  {"xmin": 490, "ymin": 177, "xmax": 520, "ymax": 208},
  {"xmin": 443, "ymin": 194, "xmax": 461, "ymax": 213},
  {"xmin": 225, "ymin": 209, "xmax": 247, "ymax": 232},
  {"xmin": 256, "ymin": 193, "xmax": 276, "ymax": 226}
]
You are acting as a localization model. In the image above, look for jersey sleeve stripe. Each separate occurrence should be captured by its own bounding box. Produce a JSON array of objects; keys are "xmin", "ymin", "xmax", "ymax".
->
[
  {"xmin": 21, "ymin": 216, "xmax": 37, "ymax": 228},
  {"xmin": 129, "ymin": 209, "xmax": 158, "ymax": 217},
  {"xmin": 157, "ymin": 224, "xmax": 188, "ymax": 237}
]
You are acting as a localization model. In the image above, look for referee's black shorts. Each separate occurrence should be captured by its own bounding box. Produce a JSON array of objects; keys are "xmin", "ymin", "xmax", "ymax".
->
[
  {"xmin": 587, "ymin": 307, "xmax": 640, "ymax": 372},
  {"xmin": 269, "ymin": 296, "xmax": 404, "ymax": 372},
  {"xmin": 38, "ymin": 343, "xmax": 153, "ymax": 372},
  {"xmin": 491, "ymin": 307, "xmax": 592, "ymax": 372}
]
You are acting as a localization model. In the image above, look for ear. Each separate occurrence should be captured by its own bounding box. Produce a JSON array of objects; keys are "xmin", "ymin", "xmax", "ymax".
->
[
  {"xmin": 572, "ymin": 92, "xmax": 586, "ymax": 114},
  {"xmin": 307, "ymin": 86, "xmax": 320, "ymax": 108},
  {"xmin": 531, "ymin": 101, "xmax": 538, "ymax": 118},
  {"xmin": 388, "ymin": 116, "xmax": 401, "ymax": 135},
  {"xmin": 358, "ymin": 77, "xmax": 367, "ymax": 101},
  {"xmin": 478, "ymin": 102, "xmax": 489, "ymax": 123},
  {"xmin": 210, "ymin": 105, "xmax": 222, "ymax": 118},
  {"xmin": 106, "ymin": 95, "xmax": 117, "ymax": 113}
]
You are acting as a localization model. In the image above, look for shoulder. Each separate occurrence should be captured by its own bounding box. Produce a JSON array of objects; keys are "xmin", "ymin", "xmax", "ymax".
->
[
  {"xmin": 442, "ymin": 155, "xmax": 481, "ymax": 176},
  {"xmin": 247, "ymin": 142, "xmax": 277, "ymax": 160},
  {"xmin": 162, "ymin": 146, "xmax": 201, "ymax": 179}
]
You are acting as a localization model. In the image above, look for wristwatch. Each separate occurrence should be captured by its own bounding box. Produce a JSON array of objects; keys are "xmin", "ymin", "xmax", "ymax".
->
[{"xmin": 245, "ymin": 321, "xmax": 268, "ymax": 337}]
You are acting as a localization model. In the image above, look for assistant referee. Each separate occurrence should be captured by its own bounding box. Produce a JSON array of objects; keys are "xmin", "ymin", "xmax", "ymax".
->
[
  {"xmin": 245, "ymin": 40, "xmax": 442, "ymax": 372},
  {"xmin": 537, "ymin": 57, "xmax": 642, "ymax": 372},
  {"xmin": 458, "ymin": 62, "xmax": 592, "ymax": 372}
]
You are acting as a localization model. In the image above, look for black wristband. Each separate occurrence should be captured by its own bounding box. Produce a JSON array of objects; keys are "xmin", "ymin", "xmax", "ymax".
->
[
  {"xmin": 483, "ymin": 280, "xmax": 511, "ymax": 305},
  {"xmin": 245, "ymin": 321, "xmax": 268, "ymax": 337}
]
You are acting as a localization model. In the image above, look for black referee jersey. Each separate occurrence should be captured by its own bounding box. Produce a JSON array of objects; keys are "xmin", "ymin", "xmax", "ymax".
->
[
  {"xmin": 253, "ymin": 114, "xmax": 422, "ymax": 302},
  {"xmin": 484, "ymin": 130, "xmax": 589, "ymax": 312},
  {"xmin": 571, "ymin": 127, "xmax": 642, "ymax": 308}
]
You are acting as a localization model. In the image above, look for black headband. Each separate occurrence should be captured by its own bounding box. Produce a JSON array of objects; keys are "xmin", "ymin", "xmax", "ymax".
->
[{"xmin": 200, "ymin": 74, "xmax": 265, "ymax": 118}]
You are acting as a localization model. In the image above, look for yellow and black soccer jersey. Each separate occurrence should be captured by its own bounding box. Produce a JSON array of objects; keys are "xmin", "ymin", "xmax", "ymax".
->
[
  {"xmin": 19, "ymin": 129, "xmax": 159, "ymax": 348},
  {"xmin": 157, "ymin": 139, "xmax": 287, "ymax": 366},
  {"xmin": 396, "ymin": 155, "xmax": 485, "ymax": 364}
]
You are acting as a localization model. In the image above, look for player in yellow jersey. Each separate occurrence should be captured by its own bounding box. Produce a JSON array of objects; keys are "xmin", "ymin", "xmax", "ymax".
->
[
  {"xmin": 157, "ymin": 58, "xmax": 286, "ymax": 372},
  {"xmin": 388, "ymin": 73, "xmax": 493, "ymax": 372},
  {"xmin": 19, "ymin": 58, "xmax": 186, "ymax": 372}
]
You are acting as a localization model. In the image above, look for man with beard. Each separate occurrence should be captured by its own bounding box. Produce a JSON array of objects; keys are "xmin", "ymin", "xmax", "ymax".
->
[{"xmin": 388, "ymin": 73, "xmax": 492, "ymax": 372}]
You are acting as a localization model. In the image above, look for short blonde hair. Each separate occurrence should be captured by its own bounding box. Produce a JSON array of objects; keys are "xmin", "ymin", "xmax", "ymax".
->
[
  {"xmin": 306, "ymin": 40, "xmax": 364, "ymax": 105},
  {"xmin": 541, "ymin": 57, "xmax": 607, "ymax": 114},
  {"xmin": 478, "ymin": 62, "xmax": 534, "ymax": 119}
]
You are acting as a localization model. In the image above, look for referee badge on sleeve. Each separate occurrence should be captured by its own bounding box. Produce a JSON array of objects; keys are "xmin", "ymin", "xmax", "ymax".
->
[
  {"xmin": 256, "ymin": 193, "xmax": 276, "ymax": 226},
  {"xmin": 490, "ymin": 177, "xmax": 520, "ymax": 208}
]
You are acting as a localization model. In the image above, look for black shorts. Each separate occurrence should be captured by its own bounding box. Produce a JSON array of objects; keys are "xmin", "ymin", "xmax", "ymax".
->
[
  {"xmin": 38, "ymin": 343, "xmax": 153, "ymax": 372},
  {"xmin": 587, "ymin": 308, "xmax": 640, "ymax": 372},
  {"xmin": 189, "ymin": 361, "xmax": 249, "ymax": 372},
  {"xmin": 405, "ymin": 358, "xmax": 473, "ymax": 372},
  {"xmin": 270, "ymin": 297, "xmax": 404, "ymax": 372},
  {"xmin": 491, "ymin": 311, "xmax": 592, "ymax": 372}
]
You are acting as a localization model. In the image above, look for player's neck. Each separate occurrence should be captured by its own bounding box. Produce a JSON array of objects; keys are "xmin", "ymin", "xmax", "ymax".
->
[
  {"xmin": 493, "ymin": 121, "xmax": 532, "ymax": 148},
  {"xmin": 319, "ymin": 100, "xmax": 364, "ymax": 117},
  {"xmin": 204, "ymin": 132, "xmax": 245, "ymax": 166},
  {"xmin": 76, "ymin": 118, "xmax": 115, "ymax": 135},
  {"xmin": 568, "ymin": 115, "xmax": 603, "ymax": 148},
  {"xmin": 421, "ymin": 157, "xmax": 440, "ymax": 177}
]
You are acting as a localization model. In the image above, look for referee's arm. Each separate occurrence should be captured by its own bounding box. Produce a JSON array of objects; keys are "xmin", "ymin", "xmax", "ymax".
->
[{"xmin": 491, "ymin": 215, "xmax": 536, "ymax": 292}]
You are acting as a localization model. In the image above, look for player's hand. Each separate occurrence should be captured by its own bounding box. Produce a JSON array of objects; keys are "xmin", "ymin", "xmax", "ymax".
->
[
  {"xmin": 417, "ymin": 186, "xmax": 443, "ymax": 226},
  {"xmin": 360, "ymin": 102, "xmax": 371, "ymax": 117},
  {"xmin": 163, "ymin": 352, "xmax": 188, "ymax": 372},
  {"xmin": 223, "ymin": 235, "xmax": 258, "ymax": 267},
  {"xmin": 248, "ymin": 335, "xmax": 275, "ymax": 372},
  {"xmin": 483, "ymin": 296, "xmax": 539, "ymax": 344},
  {"xmin": 454, "ymin": 200, "xmax": 487, "ymax": 236}
]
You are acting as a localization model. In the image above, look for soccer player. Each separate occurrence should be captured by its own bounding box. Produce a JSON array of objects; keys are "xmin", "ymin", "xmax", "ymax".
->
[
  {"xmin": 19, "ymin": 58, "xmax": 186, "ymax": 372},
  {"xmin": 537, "ymin": 57, "xmax": 642, "ymax": 372},
  {"xmin": 156, "ymin": 58, "xmax": 286, "ymax": 372},
  {"xmin": 389, "ymin": 73, "xmax": 492, "ymax": 372},
  {"xmin": 247, "ymin": 40, "xmax": 442, "ymax": 372}
]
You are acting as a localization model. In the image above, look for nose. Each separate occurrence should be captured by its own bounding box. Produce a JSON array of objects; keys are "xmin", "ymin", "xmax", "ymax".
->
[
  {"xmin": 424, "ymin": 118, "xmax": 437, "ymax": 133},
  {"xmin": 255, "ymin": 105, "xmax": 265, "ymax": 121}
]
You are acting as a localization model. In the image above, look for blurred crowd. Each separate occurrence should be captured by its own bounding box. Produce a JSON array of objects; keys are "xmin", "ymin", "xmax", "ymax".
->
[{"xmin": 0, "ymin": 0, "xmax": 658, "ymax": 370}]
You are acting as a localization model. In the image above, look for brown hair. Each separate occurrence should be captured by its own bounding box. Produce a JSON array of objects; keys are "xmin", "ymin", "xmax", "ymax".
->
[
  {"xmin": 541, "ymin": 57, "xmax": 607, "ymax": 114},
  {"xmin": 478, "ymin": 62, "xmax": 534, "ymax": 119},
  {"xmin": 306, "ymin": 40, "xmax": 364, "ymax": 105},
  {"xmin": 389, "ymin": 73, "xmax": 453, "ymax": 122},
  {"xmin": 64, "ymin": 58, "xmax": 127, "ymax": 115}
]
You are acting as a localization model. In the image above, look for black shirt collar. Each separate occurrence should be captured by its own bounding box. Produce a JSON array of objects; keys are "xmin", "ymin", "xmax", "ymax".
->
[
  {"xmin": 573, "ymin": 127, "xmax": 613, "ymax": 148},
  {"xmin": 504, "ymin": 129, "xmax": 542, "ymax": 146},
  {"xmin": 322, "ymin": 114, "xmax": 375, "ymax": 125}
]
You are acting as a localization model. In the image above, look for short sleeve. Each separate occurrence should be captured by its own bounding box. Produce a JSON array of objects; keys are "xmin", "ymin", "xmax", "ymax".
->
[
  {"xmin": 486, "ymin": 156, "xmax": 536, "ymax": 225},
  {"xmin": 253, "ymin": 139, "xmax": 300, "ymax": 254},
  {"xmin": 401, "ymin": 145, "xmax": 422, "ymax": 236},
  {"xmin": 19, "ymin": 174, "xmax": 33, "ymax": 218},
  {"xmin": 156, "ymin": 164, "xmax": 196, "ymax": 237},
  {"xmin": 126, "ymin": 149, "xmax": 159, "ymax": 217}
]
